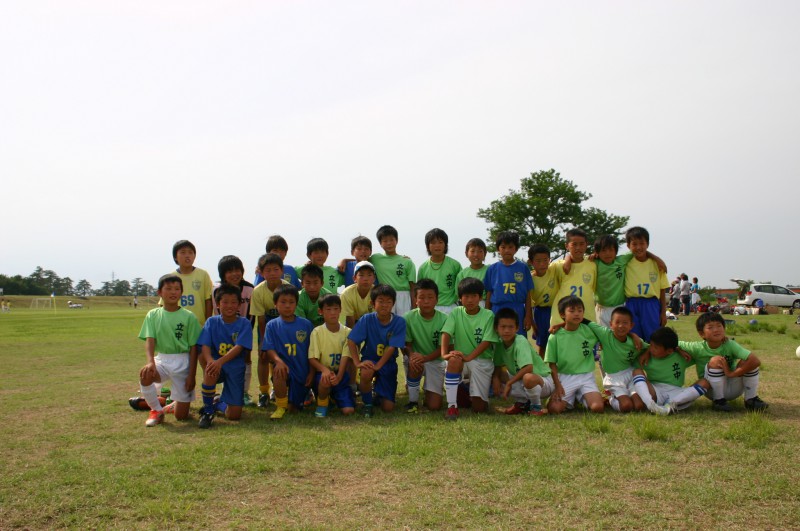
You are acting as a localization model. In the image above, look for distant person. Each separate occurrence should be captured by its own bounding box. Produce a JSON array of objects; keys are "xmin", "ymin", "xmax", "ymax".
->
[
  {"xmin": 679, "ymin": 273, "xmax": 691, "ymax": 316},
  {"xmin": 690, "ymin": 277, "xmax": 700, "ymax": 312},
  {"xmin": 133, "ymin": 296, "xmax": 138, "ymax": 309},
  {"xmin": 669, "ymin": 279, "xmax": 681, "ymax": 315}
]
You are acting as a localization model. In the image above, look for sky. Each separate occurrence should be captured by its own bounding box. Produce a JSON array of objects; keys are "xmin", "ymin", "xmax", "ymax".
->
[{"xmin": 1, "ymin": 1, "xmax": 798, "ymax": 291}]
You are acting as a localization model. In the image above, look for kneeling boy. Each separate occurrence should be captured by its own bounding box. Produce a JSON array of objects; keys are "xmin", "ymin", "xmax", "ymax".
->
[{"xmin": 308, "ymin": 294, "xmax": 355, "ymax": 417}]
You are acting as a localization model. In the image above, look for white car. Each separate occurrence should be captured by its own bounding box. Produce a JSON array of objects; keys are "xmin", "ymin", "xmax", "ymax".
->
[{"xmin": 731, "ymin": 279, "xmax": 800, "ymax": 308}]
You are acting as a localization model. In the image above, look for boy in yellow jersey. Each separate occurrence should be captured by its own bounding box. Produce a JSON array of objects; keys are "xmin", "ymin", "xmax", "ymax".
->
[
  {"xmin": 527, "ymin": 244, "xmax": 558, "ymax": 358},
  {"xmin": 308, "ymin": 294, "xmax": 355, "ymax": 417},
  {"xmin": 623, "ymin": 227, "xmax": 669, "ymax": 342},
  {"xmin": 340, "ymin": 261, "xmax": 376, "ymax": 328},
  {"xmin": 167, "ymin": 240, "xmax": 213, "ymax": 326},
  {"xmin": 548, "ymin": 228, "xmax": 597, "ymax": 327}
]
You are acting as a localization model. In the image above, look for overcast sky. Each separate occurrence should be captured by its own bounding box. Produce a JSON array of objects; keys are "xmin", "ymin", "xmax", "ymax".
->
[{"xmin": 1, "ymin": 1, "xmax": 798, "ymax": 291}]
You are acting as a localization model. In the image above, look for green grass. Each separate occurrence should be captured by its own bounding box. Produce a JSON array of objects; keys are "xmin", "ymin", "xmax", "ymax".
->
[{"xmin": 1, "ymin": 309, "xmax": 800, "ymax": 528}]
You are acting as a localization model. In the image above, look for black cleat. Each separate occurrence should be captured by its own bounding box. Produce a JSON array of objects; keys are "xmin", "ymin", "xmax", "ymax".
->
[
  {"xmin": 712, "ymin": 399, "xmax": 733, "ymax": 412},
  {"xmin": 744, "ymin": 396, "xmax": 769, "ymax": 411}
]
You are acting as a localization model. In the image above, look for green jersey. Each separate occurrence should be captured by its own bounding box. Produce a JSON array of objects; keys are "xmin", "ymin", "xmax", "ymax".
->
[
  {"xmin": 295, "ymin": 265, "xmax": 343, "ymax": 293},
  {"xmin": 138, "ymin": 307, "xmax": 201, "ymax": 354},
  {"xmin": 440, "ymin": 306, "xmax": 498, "ymax": 360},
  {"xmin": 494, "ymin": 334, "xmax": 551, "ymax": 378},
  {"xmin": 544, "ymin": 324, "xmax": 597, "ymax": 375},
  {"xmin": 641, "ymin": 351, "xmax": 696, "ymax": 386},
  {"xmin": 369, "ymin": 253, "xmax": 416, "ymax": 292},
  {"xmin": 418, "ymin": 256, "xmax": 462, "ymax": 306},
  {"xmin": 595, "ymin": 253, "xmax": 634, "ymax": 307},
  {"xmin": 295, "ymin": 287, "xmax": 333, "ymax": 327},
  {"xmin": 455, "ymin": 265, "xmax": 488, "ymax": 300},
  {"xmin": 678, "ymin": 339, "xmax": 751, "ymax": 380},
  {"xmin": 403, "ymin": 308, "xmax": 448, "ymax": 361},
  {"xmin": 587, "ymin": 321, "xmax": 642, "ymax": 374}
]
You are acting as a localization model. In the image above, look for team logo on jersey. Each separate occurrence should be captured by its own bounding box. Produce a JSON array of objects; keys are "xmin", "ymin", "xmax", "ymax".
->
[
  {"xmin": 386, "ymin": 332, "xmax": 393, "ymax": 341},
  {"xmin": 514, "ymin": 272, "xmax": 524, "ymax": 282},
  {"xmin": 295, "ymin": 330, "xmax": 307, "ymax": 343},
  {"xmin": 649, "ymin": 272, "xmax": 658, "ymax": 283},
  {"xmin": 232, "ymin": 332, "xmax": 239, "ymax": 342},
  {"xmin": 582, "ymin": 273, "xmax": 591, "ymax": 284},
  {"xmin": 548, "ymin": 279, "xmax": 555, "ymax": 288},
  {"xmin": 192, "ymin": 280, "xmax": 201, "ymax": 290}
]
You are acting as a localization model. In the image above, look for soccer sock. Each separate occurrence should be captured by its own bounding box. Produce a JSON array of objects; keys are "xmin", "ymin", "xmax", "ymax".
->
[
  {"xmin": 361, "ymin": 390, "xmax": 373, "ymax": 406},
  {"xmin": 244, "ymin": 363, "xmax": 252, "ymax": 396},
  {"xmin": 445, "ymin": 372, "xmax": 462, "ymax": 408},
  {"xmin": 609, "ymin": 397, "xmax": 621, "ymax": 412},
  {"xmin": 743, "ymin": 369, "xmax": 760, "ymax": 400},
  {"xmin": 705, "ymin": 367, "xmax": 726, "ymax": 400},
  {"xmin": 201, "ymin": 383, "xmax": 216, "ymax": 413},
  {"xmin": 317, "ymin": 396, "xmax": 330, "ymax": 407},
  {"xmin": 672, "ymin": 383, "xmax": 706, "ymax": 407},
  {"xmin": 275, "ymin": 396, "xmax": 288, "ymax": 410},
  {"xmin": 632, "ymin": 375, "xmax": 654, "ymax": 409},
  {"xmin": 259, "ymin": 384, "xmax": 270, "ymax": 395},
  {"xmin": 141, "ymin": 383, "xmax": 162, "ymax": 412},
  {"xmin": 406, "ymin": 376, "xmax": 421, "ymax": 404},
  {"xmin": 524, "ymin": 384, "xmax": 542, "ymax": 407}
]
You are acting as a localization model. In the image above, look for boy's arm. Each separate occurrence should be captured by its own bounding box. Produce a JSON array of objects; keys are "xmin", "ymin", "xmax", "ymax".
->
[
  {"xmin": 440, "ymin": 332, "xmax": 462, "ymax": 360},
  {"xmin": 345, "ymin": 316, "xmax": 356, "ymax": 329},
  {"xmin": 646, "ymin": 251, "xmax": 667, "ymax": 274},
  {"xmin": 186, "ymin": 345, "xmax": 198, "ymax": 391},
  {"xmin": 484, "ymin": 291, "xmax": 493, "ymax": 310},
  {"xmin": 659, "ymin": 288, "xmax": 667, "ymax": 326},
  {"xmin": 347, "ymin": 339, "xmax": 362, "ymax": 367},
  {"xmin": 562, "ymin": 252, "xmax": 573, "ymax": 275},
  {"xmin": 408, "ymin": 281, "xmax": 417, "ymax": 309},
  {"xmin": 724, "ymin": 353, "xmax": 761, "ymax": 378},
  {"xmin": 205, "ymin": 299, "xmax": 213, "ymax": 321},
  {"xmin": 256, "ymin": 316, "xmax": 266, "ymax": 351},
  {"xmin": 524, "ymin": 291, "xmax": 533, "ymax": 331},
  {"xmin": 549, "ymin": 363, "xmax": 564, "ymax": 400},
  {"xmin": 140, "ymin": 337, "xmax": 158, "ymax": 380},
  {"xmin": 373, "ymin": 346, "xmax": 397, "ymax": 371},
  {"xmin": 308, "ymin": 357, "xmax": 332, "ymax": 378},
  {"xmin": 463, "ymin": 340, "xmax": 493, "ymax": 362}
]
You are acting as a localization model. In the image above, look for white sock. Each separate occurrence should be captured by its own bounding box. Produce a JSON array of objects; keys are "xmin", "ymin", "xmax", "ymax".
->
[
  {"xmin": 706, "ymin": 367, "xmax": 726, "ymax": 400},
  {"xmin": 244, "ymin": 363, "xmax": 252, "ymax": 396},
  {"xmin": 609, "ymin": 396, "xmax": 621, "ymax": 412},
  {"xmin": 671, "ymin": 383, "xmax": 705, "ymax": 407},
  {"xmin": 632, "ymin": 375, "xmax": 654, "ymax": 409},
  {"xmin": 445, "ymin": 372, "xmax": 462, "ymax": 408},
  {"xmin": 524, "ymin": 384, "xmax": 542, "ymax": 407},
  {"xmin": 743, "ymin": 369, "xmax": 759, "ymax": 400},
  {"xmin": 141, "ymin": 383, "xmax": 162, "ymax": 412},
  {"xmin": 407, "ymin": 376, "xmax": 421, "ymax": 403}
]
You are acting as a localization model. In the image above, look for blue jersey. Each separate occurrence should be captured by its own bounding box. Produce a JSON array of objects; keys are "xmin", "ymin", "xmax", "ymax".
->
[
  {"xmin": 264, "ymin": 316, "xmax": 314, "ymax": 380},
  {"xmin": 484, "ymin": 260, "xmax": 534, "ymax": 306},
  {"xmin": 197, "ymin": 315, "xmax": 253, "ymax": 368},
  {"xmin": 347, "ymin": 312, "xmax": 406, "ymax": 366},
  {"xmin": 343, "ymin": 260, "xmax": 379, "ymax": 288}
]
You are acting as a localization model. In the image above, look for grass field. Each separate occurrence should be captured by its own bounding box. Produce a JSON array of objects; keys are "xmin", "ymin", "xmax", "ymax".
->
[{"xmin": 1, "ymin": 305, "xmax": 799, "ymax": 529}]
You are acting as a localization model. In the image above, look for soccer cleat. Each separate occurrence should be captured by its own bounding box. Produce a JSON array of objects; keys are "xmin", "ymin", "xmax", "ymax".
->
[
  {"xmin": 362, "ymin": 404, "xmax": 374, "ymax": 418},
  {"xmin": 215, "ymin": 401, "xmax": 228, "ymax": 414},
  {"xmin": 503, "ymin": 401, "xmax": 530, "ymax": 415},
  {"xmin": 145, "ymin": 410, "xmax": 164, "ymax": 427},
  {"xmin": 129, "ymin": 396, "xmax": 166, "ymax": 411},
  {"xmin": 529, "ymin": 404, "xmax": 546, "ymax": 416},
  {"xmin": 445, "ymin": 405, "xmax": 459, "ymax": 421},
  {"xmin": 315, "ymin": 405, "xmax": 329, "ymax": 418},
  {"xmin": 744, "ymin": 396, "xmax": 768, "ymax": 411},
  {"xmin": 198, "ymin": 411, "xmax": 214, "ymax": 429},
  {"xmin": 303, "ymin": 389, "xmax": 315, "ymax": 408},
  {"xmin": 712, "ymin": 399, "xmax": 733, "ymax": 412},
  {"xmin": 258, "ymin": 393, "xmax": 269, "ymax": 408},
  {"xmin": 600, "ymin": 389, "xmax": 613, "ymax": 405},
  {"xmin": 270, "ymin": 407, "xmax": 287, "ymax": 420},
  {"xmin": 242, "ymin": 394, "xmax": 254, "ymax": 407},
  {"xmin": 162, "ymin": 402, "xmax": 176, "ymax": 415},
  {"xmin": 648, "ymin": 402, "xmax": 671, "ymax": 416},
  {"xmin": 405, "ymin": 402, "xmax": 419, "ymax": 414}
]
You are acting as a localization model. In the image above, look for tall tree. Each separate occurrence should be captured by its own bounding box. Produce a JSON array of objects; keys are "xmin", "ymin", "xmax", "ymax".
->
[
  {"xmin": 477, "ymin": 169, "xmax": 630, "ymax": 257},
  {"xmin": 75, "ymin": 279, "xmax": 93, "ymax": 297}
]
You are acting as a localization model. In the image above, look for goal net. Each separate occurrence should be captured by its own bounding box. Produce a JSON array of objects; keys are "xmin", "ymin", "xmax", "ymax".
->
[{"xmin": 31, "ymin": 298, "xmax": 53, "ymax": 309}]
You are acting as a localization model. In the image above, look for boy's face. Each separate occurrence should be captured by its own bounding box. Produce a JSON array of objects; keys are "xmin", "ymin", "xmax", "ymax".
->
[
  {"xmin": 460, "ymin": 292, "xmax": 482, "ymax": 313},
  {"xmin": 531, "ymin": 252, "xmax": 550, "ymax": 273},
  {"xmin": 355, "ymin": 269, "xmax": 376, "ymax": 289},
  {"xmin": 308, "ymin": 249, "xmax": 328, "ymax": 267},
  {"xmin": 275, "ymin": 294, "xmax": 297, "ymax": 318},
  {"xmin": 223, "ymin": 268, "xmax": 244, "ymax": 286},
  {"xmin": 466, "ymin": 245, "xmax": 486, "ymax": 267},
  {"xmin": 269, "ymin": 248, "xmax": 287, "ymax": 261},
  {"xmin": 302, "ymin": 275, "xmax": 323, "ymax": 297},
  {"xmin": 566, "ymin": 236, "xmax": 587, "ymax": 260},
  {"xmin": 319, "ymin": 303, "xmax": 342, "ymax": 325},
  {"xmin": 373, "ymin": 295, "xmax": 395, "ymax": 318},
  {"xmin": 496, "ymin": 317, "xmax": 517, "ymax": 344},
  {"xmin": 263, "ymin": 264, "xmax": 283, "ymax": 284},
  {"xmin": 649, "ymin": 343, "xmax": 675, "ymax": 359},
  {"xmin": 353, "ymin": 244, "xmax": 371, "ymax": 262},
  {"xmin": 379, "ymin": 235, "xmax": 397, "ymax": 254},
  {"xmin": 175, "ymin": 247, "xmax": 196, "ymax": 268},
  {"xmin": 158, "ymin": 281, "xmax": 183, "ymax": 305},
  {"xmin": 609, "ymin": 313, "xmax": 633, "ymax": 340},
  {"xmin": 627, "ymin": 237, "xmax": 648, "ymax": 260},
  {"xmin": 427, "ymin": 238, "xmax": 446, "ymax": 259},
  {"xmin": 700, "ymin": 320, "xmax": 726, "ymax": 344},
  {"xmin": 415, "ymin": 288, "xmax": 438, "ymax": 314},
  {"xmin": 218, "ymin": 293, "xmax": 240, "ymax": 319},
  {"xmin": 497, "ymin": 242, "xmax": 517, "ymax": 263},
  {"xmin": 597, "ymin": 246, "xmax": 617, "ymax": 265},
  {"xmin": 561, "ymin": 304, "xmax": 585, "ymax": 325}
]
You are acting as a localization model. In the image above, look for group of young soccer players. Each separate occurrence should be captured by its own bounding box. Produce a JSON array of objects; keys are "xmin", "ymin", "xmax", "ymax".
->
[{"xmin": 133, "ymin": 224, "xmax": 768, "ymax": 428}]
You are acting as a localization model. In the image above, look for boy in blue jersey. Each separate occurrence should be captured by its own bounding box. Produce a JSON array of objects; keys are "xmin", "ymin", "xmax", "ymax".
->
[
  {"xmin": 484, "ymin": 231, "xmax": 533, "ymax": 335},
  {"xmin": 264, "ymin": 284, "xmax": 315, "ymax": 419},
  {"xmin": 196, "ymin": 285, "xmax": 253, "ymax": 428},
  {"xmin": 255, "ymin": 235, "xmax": 301, "ymax": 288},
  {"xmin": 347, "ymin": 284, "xmax": 407, "ymax": 417}
]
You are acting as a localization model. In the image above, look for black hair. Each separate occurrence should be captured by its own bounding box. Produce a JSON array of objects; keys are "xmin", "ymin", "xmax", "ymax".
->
[
  {"xmin": 650, "ymin": 327, "xmax": 679, "ymax": 350},
  {"xmin": 215, "ymin": 284, "xmax": 242, "ymax": 304},
  {"xmin": 495, "ymin": 230, "xmax": 520, "ymax": 249},
  {"xmin": 158, "ymin": 274, "xmax": 183, "ymax": 291},
  {"xmin": 415, "ymin": 278, "xmax": 439, "ymax": 297},
  {"xmin": 565, "ymin": 228, "xmax": 588, "ymax": 243},
  {"xmin": 424, "ymin": 228, "xmax": 449, "ymax": 255},
  {"xmin": 494, "ymin": 307, "xmax": 519, "ymax": 329},
  {"xmin": 696, "ymin": 312, "xmax": 726, "ymax": 333},
  {"xmin": 301, "ymin": 264, "xmax": 324, "ymax": 281},
  {"xmin": 557, "ymin": 295, "xmax": 585, "ymax": 315},
  {"xmin": 217, "ymin": 255, "xmax": 245, "ymax": 281},
  {"xmin": 681, "ymin": 273, "xmax": 689, "ymax": 281},
  {"xmin": 370, "ymin": 284, "xmax": 397, "ymax": 303},
  {"xmin": 594, "ymin": 235, "xmax": 619, "ymax": 254},
  {"xmin": 376, "ymin": 225, "xmax": 399, "ymax": 242},
  {"xmin": 172, "ymin": 240, "xmax": 196, "ymax": 264},
  {"xmin": 351, "ymin": 235, "xmax": 372, "ymax": 252},
  {"xmin": 258, "ymin": 253, "xmax": 284, "ymax": 271},
  {"xmin": 610, "ymin": 306, "xmax": 634, "ymax": 322},
  {"xmin": 465, "ymin": 238, "xmax": 487, "ymax": 253},
  {"xmin": 625, "ymin": 226, "xmax": 650, "ymax": 245},
  {"xmin": 527, "ymin": 244, "xmax": 550, "ymax": 261},
  {"xmin": 457, "ymin": 277, "xmax": 484, "ymax": 298},
  {"xmin": 306, "ymin": 237, "xmax": 329, "ymax": 256},
  {"xmin": 318, "ymin": 293, "xmax": 342, "ymax": 309},
  {"xmin": 265, "ymin": 235, "xmax": 289, "ymax": 253},
  {"xmin": 273, "ymin": 284, "xmax": 299, "ymax": 304}
]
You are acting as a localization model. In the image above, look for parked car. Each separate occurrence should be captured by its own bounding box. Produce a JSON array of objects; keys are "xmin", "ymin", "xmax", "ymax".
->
[{"xmin": 731, "ymin": 279, "xmax": 800, "ymax": 308}]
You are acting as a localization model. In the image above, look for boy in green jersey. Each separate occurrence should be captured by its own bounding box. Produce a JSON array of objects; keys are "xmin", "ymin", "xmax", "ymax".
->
[
  {"xmin": 632, "ymin": 327, "xmax": 709, "ymax": 415},
  {"xmin": 369, "ymin": 225, "xmax": 416, "ymax": 316},
  {"xmin": 295, "ymin": 264, "xmax": 332, "ymax": 327},
  {"xmin": 417, "ymin": 228, "xmax": 462, "ymax": 313},
  {"xmin": 492, "ymin": 308, "xmax": 553, "ymax": 416},
  {"xmin": 403, "ymin": 279, "xmax": 448, "ymax": 413},
  {"xmin": 455, "ymin": 238, "xmax": 489, "ymax": 305},
  {"xmin": 296, "ymin": 238, "xmax": 343, "ymax": 294}
]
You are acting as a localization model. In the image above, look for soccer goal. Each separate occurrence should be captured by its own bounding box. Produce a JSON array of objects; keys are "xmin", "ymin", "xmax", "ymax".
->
[{"xmin": 31, "ymin": 298, "xmax": 53, "ymax": 309}]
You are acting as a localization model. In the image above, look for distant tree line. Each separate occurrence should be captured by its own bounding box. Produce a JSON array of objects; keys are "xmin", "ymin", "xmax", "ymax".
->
[{"xmin": 0, "ymin": 267, "xmax": 156, "ymax": 297}]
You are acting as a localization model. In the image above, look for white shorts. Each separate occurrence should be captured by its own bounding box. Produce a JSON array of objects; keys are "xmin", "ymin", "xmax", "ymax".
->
[
  {"xmin": 557, "ymin": 372, "xmax": 600, "ymax": 409},
  {"xmin": 596, "ymin": 304, "xmax": 623, "ymax": 328},
  {"xmin": 465, "ymin": 358, "xmax": 494, "ymax": 402},
  {"xmin": 703, "ymin": 367, "xmax": 745, "ymax": 400},
  {"xmin": 423, "ymin": 359, "xmax": 446, "ymax": 395},
  {"xmin": 435, "ymin": 304, "xmax": 457, "ymax": 315},
  {"xmin": 510, "ymin": 375, "xmax": 555, "ymax": 402},
  {"xmin": 603, "ymin": 367, "xmax": 635, "ymax": 398},
  {"xmin": 155, "ymin": 353, "xmax": 194, "ymax": 403},
  {"xmin": 394, "ymin": 291, "xmax": 412, "ymax": 317},
  {"xmin": 652, "ymin": 382, "xmax": 694, "ymax": 411}
]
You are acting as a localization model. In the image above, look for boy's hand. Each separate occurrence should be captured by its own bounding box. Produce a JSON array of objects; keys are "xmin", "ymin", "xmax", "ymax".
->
[
  {"xmin": 630, "ymin": 333, "xmax": 643, "ymax": 351},
  {"xmin": 304, "ymin": 371, "xmax": 314, "ymax": 387},
  {"xmin": 549, "ymin": 322, "xmax": 566, "ymax": 335},
  {"xmin": 273, "ymin": 360, "xmax": 289, "ymax": 380},
  {"xmin": 523, "ymin": 315, "xmax": 533, "ymax": 332},
  {"xmin": 677, "ymin": 348, "xmax": 692, "ymax": 362},
  {"xmin": 491, "ymin": 375, "xmax": 502, "ymax": 398},
  {"xmin": 502, "ymin": 381, "xmax": 513, "ymax": 400},
  {"xmin": 409, "ymin": 352, "xmax": 425, "ymax": 373},
  {"xmin": 185, "ymin": 374, "xmax": 195, "ymax": 392},
  {"xmin": 552, "ymin": 383, "xmax": 564, "ymax": 401},
  {"xmin": 139, "ymin": 362, "xmax": 157, "ymax": 381},
  {"xmin": 358, "ymin": 359, "xmax": 375, "ymax": 371},
  {"xmin": 442, "ymin": 350, "xmax": 463, "ymax": 361},
  {"xmin": 205, "ymin": 359, "xmax": 223, "ymax": 379},
  {"xmin": 638, "ymin": 349, "xmax": 652, "ymax": 367}
]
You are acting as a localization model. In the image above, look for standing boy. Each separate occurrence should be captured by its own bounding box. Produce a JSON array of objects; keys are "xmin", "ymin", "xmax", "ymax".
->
[
  {"xmin": 168, "ymin": 240, "xmax": 213, "ymax": 326},
  {"xmin": 254, "ymin": 235, "xmax": 301, "ymax": 288},
  {"xmin": 455, "ymin": 238, "xmax": 489, "ymax": 304},
  {"xmin": 624, "ymin": 226, "xmax": 669, "ymax": 341},
  {"xmin": 340, "ymin": 261, "xmax": 376, "ymax": 328},
  {"xmin": 417, "ymin": 228, "xmax": 462, "ymax": 314},
  {"xmin": 340, "ymin": 235, "xmax": 374, "ymax": 287},
  {"xmin": 528, "ymin": 244, "xmax": 558, "ymax": 358},
  {"xmin": 296, "ymin": 238, "xmax": 343, "ymax": 294},
  {"xmin": 369, "ymin": 225, "xmax": 416, "ymax": 316},
  {"xmin": 484, "ymin": 231, "xmax": 533, "ymax": 335},
  {"xmin": 548, "ymin": 228, "xmax": 597, "ymax": 326}
]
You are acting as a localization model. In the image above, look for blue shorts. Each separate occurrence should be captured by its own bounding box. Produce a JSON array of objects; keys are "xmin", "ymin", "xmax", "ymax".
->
[
  {"xmin": 217, "ymin": 360, "xmax": 246, "ymax": 407},
  {"xmin": 286, "ymin": 374, "xmax": 310, "ymax": 410},
  {"xmin": 625, "ymin": 297, "xmax": 661, "ymax": 342},
  {"xmin": 363, "ymin": 361, "xmax": 398, "ymax": 403},
  {"xmin": 533, "ymin": 306, "xmax": 552, "ymax": 347},
  {"xmin": 313, "ymin": 371, "xmax": 355, "ymax": 410},
  {"xmin": 492, "ymin": 302, "xmax": 527, "ymax": 335}
]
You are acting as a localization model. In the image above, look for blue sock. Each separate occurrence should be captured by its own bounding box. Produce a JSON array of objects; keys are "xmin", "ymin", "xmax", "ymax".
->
[
  {"xmin": 362, "ymin": 390, "xmax": 373, "ymax": 406},
  {"xmin": 201, "ymin": 383, "xmax": 216, "ymax": 414}
]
